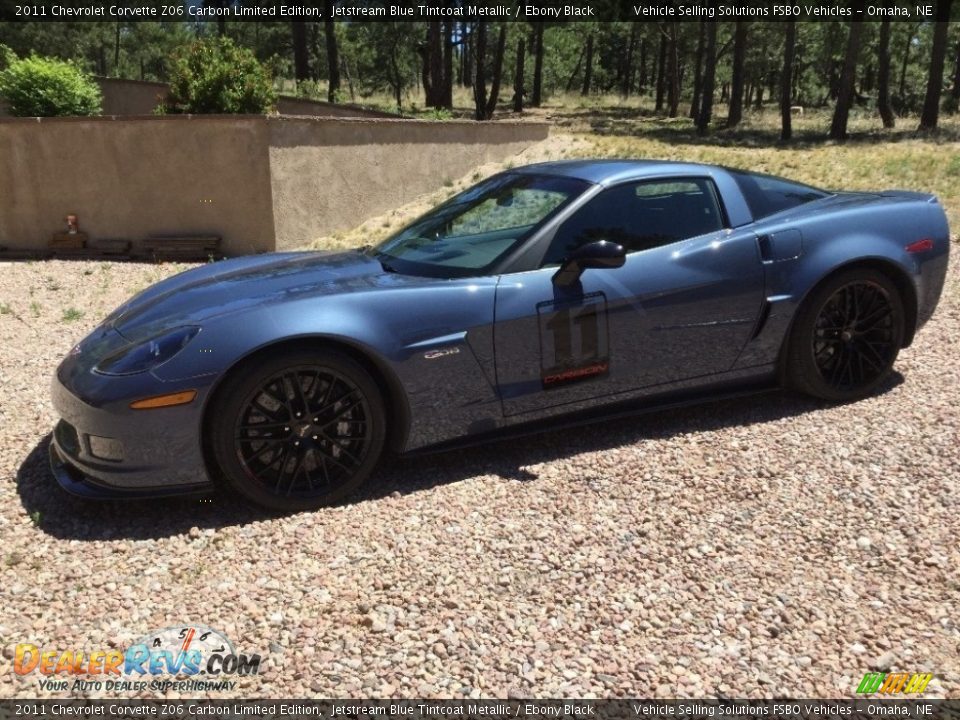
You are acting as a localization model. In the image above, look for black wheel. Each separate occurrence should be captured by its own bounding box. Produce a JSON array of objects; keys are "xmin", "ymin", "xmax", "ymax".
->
[
  {"xmin": 209, "ymin": 348, "xmax": 386, "ymax": 511},
  {"xmin": 786, "ymin": 268, "xmax": 905, "ymax": 402}
]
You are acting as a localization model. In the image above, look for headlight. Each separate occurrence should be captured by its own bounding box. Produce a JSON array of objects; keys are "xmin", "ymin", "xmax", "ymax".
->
[{"xmin": 94, "ymin": 327, "xmax": 200, "ymax": 376}]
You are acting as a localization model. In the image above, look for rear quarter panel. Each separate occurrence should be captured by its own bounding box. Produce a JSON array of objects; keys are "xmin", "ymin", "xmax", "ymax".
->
[{"xmin": 734, "ymin": 192, "xmax": 949, "ymax": 368}]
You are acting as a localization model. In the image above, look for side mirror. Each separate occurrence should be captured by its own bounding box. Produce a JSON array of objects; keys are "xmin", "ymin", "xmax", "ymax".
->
[{"xmin": 552, "ymin": 240, "xmax": 626, "ymax": 287}]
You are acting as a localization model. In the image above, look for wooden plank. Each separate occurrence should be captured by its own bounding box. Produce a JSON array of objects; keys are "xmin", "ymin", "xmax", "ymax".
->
[
  {"xmin": 142, "ymin": 235, "xmax": 220, "ymax": 250},
  {"xmin": 50, "ymin": 231, "xmax": 88, "ymax": 249},
  {"xmin": 139, "ymin": 235, "xmax": 222, "ymax": 261},
  {"xmin": 89, "ymin": 239, "xmax": 132, "ymax": 255}
]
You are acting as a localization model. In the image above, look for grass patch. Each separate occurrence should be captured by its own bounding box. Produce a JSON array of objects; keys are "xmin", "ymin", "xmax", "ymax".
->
[
  {"xmin": 0, "ymin": 303, "xmax": 11, "ymax": 315},
  {"xmin": 62, "ymin": 308, "xmax": 84, "ymax": 322}
]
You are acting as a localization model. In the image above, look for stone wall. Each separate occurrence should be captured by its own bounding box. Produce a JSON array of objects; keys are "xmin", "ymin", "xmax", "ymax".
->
[{"xmin": 0, "ymin": 115, "xmax": 549, "ymax": 256}]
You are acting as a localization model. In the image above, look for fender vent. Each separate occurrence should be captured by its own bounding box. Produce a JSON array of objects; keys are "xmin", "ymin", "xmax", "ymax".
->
[
  {"xmin": 757, "ymin": 236, "xmax": 774, "ymax": 262},
  {"xmin": 750, "ymin": 301, "xmax": 772, "ymax": 341}
]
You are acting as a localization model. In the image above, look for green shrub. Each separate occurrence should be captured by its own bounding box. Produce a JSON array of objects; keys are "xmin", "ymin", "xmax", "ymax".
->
[
  {"xmin": 0, "ymin": 44, "xmax": 14, "ymax": 71},
  {"xmin": 161, "ymin": 37, "xmax": 276, "ymax": 115},
  {"xmin": 0, "ymin": 54, "xmax": 101, "ymax": 117}
]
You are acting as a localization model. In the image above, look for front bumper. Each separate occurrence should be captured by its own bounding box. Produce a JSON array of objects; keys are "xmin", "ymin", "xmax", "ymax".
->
[
  {"xmin": 50, "ymin": 372, "xmax": 214, "ymax": 499},
  {"xmin": 49, "ymin": 443, "xmax": 211, "ymax": 500}
]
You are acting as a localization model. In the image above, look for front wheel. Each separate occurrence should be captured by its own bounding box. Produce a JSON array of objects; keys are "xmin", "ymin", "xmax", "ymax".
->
[
  {"xmin": 786, "ymin": 268, "xmax": 905, "ymax": 402},
  {"xmin": 210, "ymin": 349, "xmax": 386, "ymax": 511}
]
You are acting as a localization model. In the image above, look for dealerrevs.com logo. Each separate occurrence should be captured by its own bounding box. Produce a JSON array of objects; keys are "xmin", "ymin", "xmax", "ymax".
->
[{"xmin": 14, "ymin": 625, "xmax": 261, "ymax": 693}]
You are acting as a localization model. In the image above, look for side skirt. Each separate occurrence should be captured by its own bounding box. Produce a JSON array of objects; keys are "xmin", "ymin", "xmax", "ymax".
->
[{"xmin": 403, "ymin": 370, "xmax": 779, "ymax": 458}]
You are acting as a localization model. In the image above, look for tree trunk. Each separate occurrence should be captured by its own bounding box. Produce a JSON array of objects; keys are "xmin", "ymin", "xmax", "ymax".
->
[
  {"xmin": 780, "ymin": 20, "xmax": 796, "ymax": 141},
  {"xmin": 919, "ymin": 0, "xmax": 953, "ymax": 130},
  {"xmin": 324, "ymin": 4, "xmax": 340, "ymax": 102},
  {"xmin": 485, "ymin": 24, "xmax": 508, "ymax": 119},
  {"xmin": 457, "ymin": 22, "xmax": 467, "ymax": 87},
  {"xmin": 442, "ymin": 21, "xmax": 454, "ymax": 108},
  {"xmin": 898, "ymin": 25, "xmax": 916, "ymax": 101},
  {"xmin": 726, "ymin": 21, "xmax": 748, "ymax": 128},
  {"xmin": 667, "ymin": 24, "xmax": 680, "ymax": 117},
  {"xmin": 463, "ymin": 22, "xmax": 473, "ymax": 89},
  {"xmin": 424, "ymin": 21, "xmax": 444, "ymax": 109},
  {"xmin": 638, "ymin": 36, "xmax": 647, "ymax": 95},
  {"xmin": 341, "ymin": 58, "xmax": 354, "ymax": 101},
  {"xmin": 877, "ymin": 17, "xmax": 895, "ymax": 127},
  {"xmin": 565, "ymin": 44, "xmax": 585, "ymax": 93},
  {"xmin": 862, "ymin": 62, "xmax": 875, "ymax": 94},
  {"xmin": 581, "ymin": 34, "xmax": 594, "ymax": 96},
  {"xmin": 689, "ymin": 21, "xmax": 706, "ymax": 120},
  {"xmin": 531, "ymin": 22, "xmax": 544, "ymax": 107},
  {"xmin": 309, "ymin": 22, "xmax": 322, "ymax": 81},
  {"xmin": 474, "ymin": 22, "xmax": 488, "ymax": 120},
  {"xmin": 655, "ymin": 29, "xmax": 667, "ymax": 114},
  {"xmin": 513, "ymin": 38, "xmax": 525, "ymax": 112},
  {"xmin": 621, "ymin": 23, "xmax": 638, "ymax": 98},
  {"xmin": 113, "ymin": 22, "xmax": 121, "ymax": 76},
  {"xmin": 754, "ymin": 83, "xmax": 763, "ymax": 109},
  {"xmin": 431, "ymin": 22, "xmax": 443, "ymax": 106},
  {"xmin": 202, "ymin": 0, "xmax": 228, "ymax": 35},
  {"xmin": 793, "ymin": 46, "xmax": 802, "ymax": 103},
  {"xmin": 952, "ymin": 36, "xmax": 960, "ymax": 102},
  {"xmin": 696, "ymin": 17, "xmax": 717, "ymax": 136},
  {"xmin": 292, "ymin": 22, "xmax": 310, "ymax": 83},
  {"xmin": 829, "ymin": 7, "xmax": 865, "ymax": 140},
  {"xmin": 389, "ymin": 45, "xmax": 402, "ymax": 112}
]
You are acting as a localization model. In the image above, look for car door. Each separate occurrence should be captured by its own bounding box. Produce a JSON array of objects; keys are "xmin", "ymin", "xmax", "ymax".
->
[{"xmin": 493, "ymin": 177, "xmax": 765, "ymax": 417}]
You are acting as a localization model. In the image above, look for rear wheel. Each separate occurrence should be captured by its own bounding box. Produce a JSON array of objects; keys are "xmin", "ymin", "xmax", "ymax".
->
[
  {"xmin": 786, "ymin": 268, "xmax": 905, "ymax": 402},
  {"xmin": 210, "ymin": 349, "xmax": 385, "ymax": 511}
]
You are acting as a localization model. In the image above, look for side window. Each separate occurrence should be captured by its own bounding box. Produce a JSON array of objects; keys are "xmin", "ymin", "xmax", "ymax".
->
[
  {"xmin": 729, "ymin": 170, "xmax": 828, "ymax": 220},
  {"xmin": 542, "ymin": 178, "xmax": 724, "ymax": 266}
]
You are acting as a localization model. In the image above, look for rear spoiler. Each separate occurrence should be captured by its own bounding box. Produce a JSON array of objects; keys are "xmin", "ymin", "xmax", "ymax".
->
[{"xmin": 880, "ymin": 190, "xmax": 938, "ymax": 203}]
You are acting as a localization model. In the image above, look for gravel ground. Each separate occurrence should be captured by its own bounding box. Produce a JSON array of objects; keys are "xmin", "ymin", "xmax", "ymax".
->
[{"xmin": 1, "ymin": 252, "xmax": 958, "ymax": 700}]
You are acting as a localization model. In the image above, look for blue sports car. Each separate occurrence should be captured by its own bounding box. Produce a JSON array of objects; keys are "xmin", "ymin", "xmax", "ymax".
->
[{"xmin": 50, "ymin": 160, "xmax": 950, "ymax": 510}]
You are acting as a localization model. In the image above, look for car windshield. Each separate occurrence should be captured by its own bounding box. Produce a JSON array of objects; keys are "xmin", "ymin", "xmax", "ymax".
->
[{"xmin": 371, "ymin": 173, "xmax": 591, "ymax": 278}]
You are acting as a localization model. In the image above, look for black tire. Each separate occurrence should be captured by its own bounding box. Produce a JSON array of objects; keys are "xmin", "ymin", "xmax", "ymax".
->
[
  {"xmin": 209, "ymin": 348, "xmax": 386, "ymax": 511},
  {"xmin": 786, "ymin": 268, "xmax": 905, "ymax": 402}
]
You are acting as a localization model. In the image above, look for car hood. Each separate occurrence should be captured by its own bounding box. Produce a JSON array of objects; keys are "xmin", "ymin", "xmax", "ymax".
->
[{"xmin": 109, "ymin": 250, "xmax": 426, "ymax": 341}]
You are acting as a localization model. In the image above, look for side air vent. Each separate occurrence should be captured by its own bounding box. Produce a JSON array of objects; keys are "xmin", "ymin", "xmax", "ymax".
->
[
  {"xmin": 757, "ymin": 229, "xmax": 803, "ymax": 262},
  {"xmin": 749, "ymin": 301, "xmax": 772, "ymax": 341},
  {"xmin": 757, "ymin": 235, "xmax": 774, "ymax": 262}
]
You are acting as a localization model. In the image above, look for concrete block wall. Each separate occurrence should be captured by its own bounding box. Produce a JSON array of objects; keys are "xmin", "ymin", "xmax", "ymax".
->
[{"xmin": 0, "ymin": 115, "xmax": 549, "ymax": 256}]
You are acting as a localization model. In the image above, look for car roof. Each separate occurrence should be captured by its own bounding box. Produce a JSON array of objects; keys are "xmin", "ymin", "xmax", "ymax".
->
[{"xmin": 511, "ymin": 159, "xmax": 725, "ymax": 186}]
